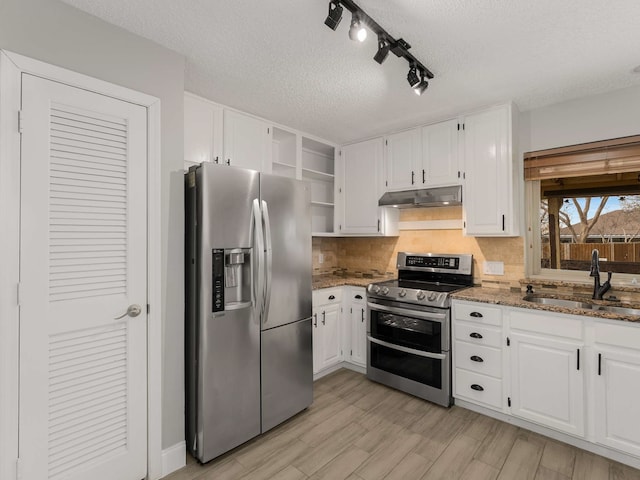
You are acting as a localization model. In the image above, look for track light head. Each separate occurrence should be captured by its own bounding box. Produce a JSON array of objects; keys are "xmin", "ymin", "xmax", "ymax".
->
[
  {"xmin": 373, "ymin": 36, "xmax": 390, "ymax": 64},
  {"xmin": 324, "ymin": 1, "xmax": 343, "ymax": 31},
  {"xmin": 413, "ymin": 71, "xmax": 429, "ymax": 96},
  {"xmin": 348, "ymin": 13, "xmax": 367, "ymax": 42},
  {"xmin": 407, "ymin": 65, "xmax": 420, "ymax": 88}
]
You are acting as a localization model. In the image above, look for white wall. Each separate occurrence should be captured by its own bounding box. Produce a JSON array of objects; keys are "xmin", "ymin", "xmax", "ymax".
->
[
  {"xmin": 0, "ymin": 0, "xmax": 186, "ymax": 452},
  {"xmin": 520, "ymin": 84, "xmax": 640, "ymax": 152}
]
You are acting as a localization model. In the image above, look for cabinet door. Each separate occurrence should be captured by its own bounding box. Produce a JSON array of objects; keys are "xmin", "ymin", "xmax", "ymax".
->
[
  {"xmin": 463, "ymin": 105, "xmax": 513, "ymax": 236},
  {"xmin": 510, "ymin": 332, "xmax": 584, "ymax": 437},
  {"xmin": 350, "ymin": 294, "xmax": 367, "ymax": 366},
  {"xmin": 223, "ymin": 110, "xmax": 271, "ymax": 172},
  {"xmin": 320, "ymin": 304, "xmax": 342, "ymax": 369},
  {"xmin": 341, "ymin": 138, "xmax": 384, "ymax": 234},
  {"xmin": 422, "ymin": 119, "xmax": 460, "ymax": 187},
  {"xmin": 184, "ymin": 93, "xmax": 223, "ymax": 167},
  {"xmin": 312, "ymin": 309, "xmax": 322, "ymax": 374},
  {"xmin": 594, "ymin": 348, "xmax": 640, "ymax": 457},
  {"xmin": 385, "ymin": 129, "xmax": 421, "ymax": 190}
]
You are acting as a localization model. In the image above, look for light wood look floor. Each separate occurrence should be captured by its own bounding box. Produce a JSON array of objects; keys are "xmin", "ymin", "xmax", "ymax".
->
[{"xmin": 165, "ymin": 369, "xmax": 640, "ymax": 480}]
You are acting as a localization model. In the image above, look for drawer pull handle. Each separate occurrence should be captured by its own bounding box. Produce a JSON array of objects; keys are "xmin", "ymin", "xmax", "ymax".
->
[
  {"xmin": 355, "ymin": 294, "xmax": 363, "ymax": 299},
  {"xmin": 470, "ymin": 384, "xmax": 484, "ymax": 392},
  {"xmin": 328, "ymin": 295, "xmax": 335, "ymax": 300},
  {"xmin": 469, "ymin": 332, "xmax": 483, "ymax": 339},
  {"xmin": 470, "ymin": 312, "xmax": 483, "ymax": 318},
  {"xmin": 470, "ymin": 355, "xmax": 484, "ymax": 363}
]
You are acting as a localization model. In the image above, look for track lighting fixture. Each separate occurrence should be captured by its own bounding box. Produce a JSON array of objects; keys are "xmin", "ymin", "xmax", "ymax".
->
[
  {"xmin": 373, "ymin": 36, "xmax": 390, "ymax": 64},
  {"xmin": 324, "ymin": 1, "xmax": 343, "ymax": 31},
  {"xmin": 323, "ymin": 0, "xmax": 434, "ymax": 95},
  {"xmin": 407, "ymin": 65, "xmax": 420, "ymax": 88},
  {"xmin": 413, "ymin": 71, "xmax": 429, "ymax": 96},
  {"xmin": 348, "ymin": 12, "xmax": 367, "ymax": 42}
]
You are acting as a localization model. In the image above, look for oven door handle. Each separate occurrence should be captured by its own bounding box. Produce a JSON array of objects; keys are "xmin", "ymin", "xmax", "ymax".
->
[
  {"xmin": 368, "ymin": 336, "xmax": 447, "ymax": 360},
  {"xmin": 366, "ymin": 302, "xmax": 447, "ymax": 321}
]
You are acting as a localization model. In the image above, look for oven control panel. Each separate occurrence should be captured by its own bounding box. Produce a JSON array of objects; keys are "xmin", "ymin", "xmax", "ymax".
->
[{"xmin": 397, "ymin": 252, "xmax": 473, "ymax": 276}]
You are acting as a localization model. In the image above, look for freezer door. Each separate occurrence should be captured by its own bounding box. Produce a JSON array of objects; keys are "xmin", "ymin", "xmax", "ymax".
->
[
  {"xmin": 260, "ymin": 174, "xmax": 312, "ymax": 330},
  {"xmin": 199, "ymin": 162, "xmax": 259, "ymax": 249},
  {"xmin": 198, "ymin": 306, "xmax": 261, "ymax": 462},
  {"xmin": 261, "ymin": 318, "xmax": 313, "ymax": 432}
]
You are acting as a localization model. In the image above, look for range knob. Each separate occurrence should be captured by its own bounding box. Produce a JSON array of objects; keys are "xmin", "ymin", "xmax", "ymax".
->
[
  {"xmin": 428, "ymin": 292, "xmax": 438, "ymax": 302},
  {"xmin": 372, "ymin": 285, "xmax": 381, "ymax": 294},
  {"xmin": 416, "ymin": 290, "xmax": 426, "ymax": 300},
  {"xmin": 398, "ymin": 289, "xmax": 407, "ymax": 298},
  {"xmin": 381, "ymin": 286, "xmax": 390, "ymax": 295}
]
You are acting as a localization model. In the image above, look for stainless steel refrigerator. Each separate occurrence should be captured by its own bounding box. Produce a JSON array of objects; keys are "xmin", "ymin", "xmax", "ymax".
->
[{"xmin": 185, "ymin": 163, "xmax": 313, "ymax": 463}]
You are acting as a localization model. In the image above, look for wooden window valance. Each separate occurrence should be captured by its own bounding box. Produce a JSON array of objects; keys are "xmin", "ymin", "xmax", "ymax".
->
[{"xmin": 524, "ymin": 135, "xmax": 640, "ymax": 181}]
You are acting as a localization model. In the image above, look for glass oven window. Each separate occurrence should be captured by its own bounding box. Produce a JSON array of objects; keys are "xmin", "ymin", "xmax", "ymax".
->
[
  {"xmin": 370, "ymin": 310, "xmax": 442, "ymax": 352},
  {"xmin": 370, "ymin": 342, "xmax": 442, "ymax": 388}
]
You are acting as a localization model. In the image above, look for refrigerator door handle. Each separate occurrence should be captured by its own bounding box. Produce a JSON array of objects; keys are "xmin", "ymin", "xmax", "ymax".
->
[
  {"xmin": 252, "ymin": 198, "xmax": 265, "ymax": 318},
  {"xmin": 262, "ymin": 200, "xmax": 273, "ymax": 326}
]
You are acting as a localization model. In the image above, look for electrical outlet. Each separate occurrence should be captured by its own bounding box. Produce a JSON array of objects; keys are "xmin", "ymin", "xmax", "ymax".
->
[
  {"xmin": 483, "ymin": 261, "xmax": 504, "ymax": 275},
  {"xmin": 318, "ymin": 253, "xmax": 324, "ymax": 264}
]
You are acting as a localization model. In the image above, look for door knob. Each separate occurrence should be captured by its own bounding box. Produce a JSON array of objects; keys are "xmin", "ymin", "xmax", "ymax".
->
[{"xmin": 114, "ymin": 304, "xmax": 142, "ymax": 320}]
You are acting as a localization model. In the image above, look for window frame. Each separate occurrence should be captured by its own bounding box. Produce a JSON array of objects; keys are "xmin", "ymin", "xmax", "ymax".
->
[{"xmin": 525, "ymin": 180, "xmax": 640, "ymax": 285}]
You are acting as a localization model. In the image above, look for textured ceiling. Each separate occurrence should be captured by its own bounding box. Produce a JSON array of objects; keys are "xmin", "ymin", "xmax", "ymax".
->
[{"xmin": 60, "ymin": 0, "xmax": 640, "ymax": 144}]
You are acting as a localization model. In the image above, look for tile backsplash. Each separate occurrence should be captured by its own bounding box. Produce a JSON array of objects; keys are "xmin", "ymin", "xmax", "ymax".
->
[{"xmin": 313, "ymin": 206, "xmax": 525, "ymax": 287}]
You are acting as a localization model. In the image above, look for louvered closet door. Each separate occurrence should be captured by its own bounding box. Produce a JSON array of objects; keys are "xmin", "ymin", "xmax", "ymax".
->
[{"xmin": 19, "ymin": 74, "xmax": 147, "ymax": 480}]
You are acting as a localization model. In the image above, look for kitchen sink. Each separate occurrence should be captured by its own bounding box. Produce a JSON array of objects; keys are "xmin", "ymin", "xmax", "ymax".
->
[
  {"xmin": 523, "ymin": 295, "xmax": 592, "ymax": 310},
  {"xmin": 523, "ymin": 295, "xmax": 640, "ymax": 317}
]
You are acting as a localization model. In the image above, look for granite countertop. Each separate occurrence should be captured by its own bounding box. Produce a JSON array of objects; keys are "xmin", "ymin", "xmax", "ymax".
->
[
  {"xmin": 451, "ymin": 286, "xmax": 640, "ymax": 323},
  {"xmin": 312, "ymin": 273, "xmax": 394, "ymax": 290}
]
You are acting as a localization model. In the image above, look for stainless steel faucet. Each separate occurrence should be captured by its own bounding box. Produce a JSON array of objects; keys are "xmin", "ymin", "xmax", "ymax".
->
[{"xmin": 590, "ymin": 248, "xmax": 612, "ymax": 300}]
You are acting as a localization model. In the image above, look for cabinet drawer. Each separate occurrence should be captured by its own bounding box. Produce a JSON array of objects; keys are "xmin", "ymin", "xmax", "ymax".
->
[
  {"xmin": 454, "ymin": 302, "xmax": 502, "ymax": 326},
  {"xmin": 510, "ymin": 309, "xmax": 583, "ymax": 340},
  {"xmin": 313, "ymin": 288, "xmax": 342, "ymax": 306},
  {"xmin": 454, "ymin": 368, "xmax": 502, "ymax": 410},
  {"xmin": 454, "ymin": 321, "xmax": 502, "ymax": 348},
  {"xmin": 454, "ymin": 341, "xmax": 502, "ymax": 378},
  {"xmin": 594, "ymin": 321, "xmax": 640, "ymax": 349}
]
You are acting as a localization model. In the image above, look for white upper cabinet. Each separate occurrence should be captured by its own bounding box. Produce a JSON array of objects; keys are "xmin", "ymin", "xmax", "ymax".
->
[
  {"xmin": 462, "ymin": 104, "xmax": 519, "ymax": 236},
  {"xmin": 385, "ymin": 128, "xmax": 421, "ymax": 190},
  {"xmin": 223, "ymin": 109, "xmax": 271, "ymax": 172},
  {"xmin": 339, "ymin": 138, "xmax": 398, "ymax": 236},
  {"xmin": 184, "ymin": 93, "xmax": 223, "ymax": 168},
  {"xmin": 384, "ymin": 120, "xmax": 460, "ymax": 191},
  {"xmin": 422, "ymin": 119, "xmax": 461, "ymax": 187}
]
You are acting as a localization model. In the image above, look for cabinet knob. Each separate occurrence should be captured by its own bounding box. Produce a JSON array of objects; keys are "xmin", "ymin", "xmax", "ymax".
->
[
  {"xmin": 328, "ymin": 295, "xmax": 335, "ymax": 300},
  {"xmin": 470, "ymin": 312, "xmax": 483, "ymax": 318},
  {"xmin": 313, "ymin": 313, "xmax": 317, "ymax": 327},
  {"xmin": 322, "ymin": 311, "xmax": 326, "ymax": 325},
  {"xmin": 214, "ymin": 156, "xmax": 219, "ymax": 164},
  {"xmin": 470, "ymin": 355, "xmax": 484, "ymax": 363},
  {"xmin": 361, "ymin": 308, "xmax": 365, "ymax": 322},
  {"xmin": 469, "ymin": 332, "xmax": 483, "ymax": 339},
  {"xmin": 226, "ymin": 159, "xmax": 231, "ymax": 166},
  {"xmin": 470, "ymin": 384, "xmax": 484, "ymax": 392},
  {"xmin": 354, "ymin": 294, "xmax": 363, "ymax": 300}
]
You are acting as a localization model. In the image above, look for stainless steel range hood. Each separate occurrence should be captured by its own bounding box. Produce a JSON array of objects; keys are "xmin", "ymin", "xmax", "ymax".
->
[{"xmin": 378, "ymin": 185, "xmax": 462, "ymax": 208}]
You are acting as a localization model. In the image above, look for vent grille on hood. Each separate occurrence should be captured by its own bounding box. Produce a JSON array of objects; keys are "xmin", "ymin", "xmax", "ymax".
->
[{"xmin": 378, "ymin": 185, "xmax": 462, "ymax": 209}]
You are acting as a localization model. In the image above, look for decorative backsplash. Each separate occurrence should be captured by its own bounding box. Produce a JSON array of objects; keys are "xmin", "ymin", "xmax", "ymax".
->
[{"xmin": 313, "ymin": 206, "xmax": 526, "ymax": 287}]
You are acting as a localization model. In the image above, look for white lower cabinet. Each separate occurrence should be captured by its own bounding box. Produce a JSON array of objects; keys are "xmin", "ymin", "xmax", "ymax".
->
[
  {"xmin": 593, "ymin": 322, "xmax": 640, "ymax": 457},
  {"xmin": 312, "ymin": 286, "xmax": 368, "ymax": 375},
  {"xmin": 312, "ymin": 288, "xmax": 343, "ymax": 374},
  {"xmin": 452, "ymin": 299, "xmax": 640, "ymax": 466},
  {"xmin": 349, "ymin": 287, "xmax": 367, "ymax": 367},
  {"xmin": 509, "ymin": 331, "xmax": 584, "ymax": 437},
  {"xmin": 452, "ymin": 301, "xmax": 504, "ymax": 411}
]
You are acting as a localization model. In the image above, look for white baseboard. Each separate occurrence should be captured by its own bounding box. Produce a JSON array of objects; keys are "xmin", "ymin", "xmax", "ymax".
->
[
  {"xmin": 313, "ymin": 361, "xmax": 366, "ymax": 381},
  {"xmin": 161, "ymin": 441, "xmax": 186, "ymax": 478}
]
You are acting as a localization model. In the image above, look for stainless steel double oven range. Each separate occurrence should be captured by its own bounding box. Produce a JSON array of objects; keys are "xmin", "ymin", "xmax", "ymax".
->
[{"xmin": 367, "ymin": 252, "xmax": 473, "ymax": 407}]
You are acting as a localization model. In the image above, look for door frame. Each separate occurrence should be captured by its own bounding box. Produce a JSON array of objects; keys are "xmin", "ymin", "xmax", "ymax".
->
[{"xmin": 0, "ymin": 50, "xmax": 163, "ymax": 480}]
